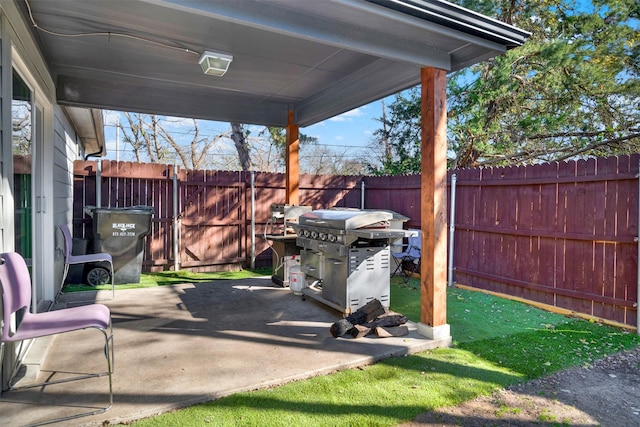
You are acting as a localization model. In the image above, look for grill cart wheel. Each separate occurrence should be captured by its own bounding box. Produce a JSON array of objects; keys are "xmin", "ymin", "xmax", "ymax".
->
[{"xmin": 86, "ymin": 266, "xmax": 111, "ymax": 287}]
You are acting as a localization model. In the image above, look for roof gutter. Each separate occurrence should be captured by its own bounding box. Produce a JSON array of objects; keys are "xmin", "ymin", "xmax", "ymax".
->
[
  {"xmin": 62, "ymin": 106, "xmax": 106, "ymax": 158},
  {"xmin": 365, "ymin": 0, "xmax": 531, "ymax": 48}
]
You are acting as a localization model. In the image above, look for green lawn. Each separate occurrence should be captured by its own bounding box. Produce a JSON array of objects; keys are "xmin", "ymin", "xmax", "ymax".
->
[
  {"xmin": 62, "ymin": 268, "xmax": 272, "ymax": 292},
  {"xmin": 124, "ymin": 275, "xmax": 639, "ymax": 427}
]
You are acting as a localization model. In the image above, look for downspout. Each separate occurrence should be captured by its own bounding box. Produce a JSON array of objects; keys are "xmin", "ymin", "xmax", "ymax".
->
[
  {"xmin": 250, "ymin": 171, "xmax": 256, "ymax": 269},
  {"xmin": 95, "ymin": 159, "xmax": 102, "ymax": 208},
  {"xmin": 448, "ymin": 174, "xmax": 457, "ymax": 287},
  {"xmin": 361, "ymin": 179, "xmax": 365, "ymax": 209},
  {"xmin": 84, "ymin": 151, "xmax": 104, "ymax": 207},
  {"xmin": 173, "ymin": 164, "xmax": 179, "ymax": 271},
  {"xmin": 115, "ymin": 117, "xmax": 120, "ymax": 163},
  {"xmin": 83, "ymin": 148, "xmax": 104, "ymax": 160}
]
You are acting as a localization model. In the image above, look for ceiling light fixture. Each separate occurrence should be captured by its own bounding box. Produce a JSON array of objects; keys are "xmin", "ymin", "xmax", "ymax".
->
[{"xmin": 199, "ymin": 51, "xmax": 233, "ymax": 76}]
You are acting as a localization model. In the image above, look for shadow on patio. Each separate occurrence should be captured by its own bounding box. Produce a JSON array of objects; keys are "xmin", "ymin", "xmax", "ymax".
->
[{"xmin": 0, "ymin": 277, "xmax": 448, "ymax": 426}]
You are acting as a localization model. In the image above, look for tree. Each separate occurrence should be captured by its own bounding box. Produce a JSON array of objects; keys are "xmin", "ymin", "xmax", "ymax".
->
[
  {"xmin": 118, "ymin": 113, "xmax": 230, "ymax": 169},
  {"xmin": 114, "ymin": 114, "xmax": 331, "ymax": 173},
  {"xmin": 373, "ymin": 0, "xmax": 640, "ymax": 172},
  {"xmin": 369, "ymin": 94, "xmax": 422, "ymax": 175},
  {"xmin": 300, "ymin": 140, "xmax": 369, "ymax": 175},
  {"xmin": 255, "ymin": 126, "xmax": 288, "ymax": 172},
  {"xmin": 113, "ymin": 111, "xmax": 372, "ymax": 175},
  {"xmin": 257, "ymin": 126, "xmax": 367, "ymax": 175},
  {"xmin": 230, "ymin": 123, "xmax": 252, "ymax": 171},
  {"xmin": 12, "ymin": 101, "xmax": 31, "ymax": 156}
]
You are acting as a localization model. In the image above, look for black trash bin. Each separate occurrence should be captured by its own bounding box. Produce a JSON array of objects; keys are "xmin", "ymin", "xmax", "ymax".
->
[{"xmin": 86, "ymin": 206, "xmax": 154, "ymax": 284}]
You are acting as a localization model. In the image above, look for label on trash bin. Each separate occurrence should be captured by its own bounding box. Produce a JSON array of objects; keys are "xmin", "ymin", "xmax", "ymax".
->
[{"xmin": 112, "ymin": 223, "xmax": 137, "ymax": 236}]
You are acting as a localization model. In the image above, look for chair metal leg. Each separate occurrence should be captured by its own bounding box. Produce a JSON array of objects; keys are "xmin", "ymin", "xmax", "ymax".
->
[
  {"xmin": 2, "ymin": 326, "xmax": 114, "ymax": 426},
  {"xmin": 110, "ymin": 261, "xmax": 115, "ymax": 300},
  {"xmin": 392, "ymin": 258, "xmax": 405, "ymax": 277},
  {"xmin": 405, "ymin": 260, "xmax": 422, "ymax": 283},
  {"xmin": 403, "ymin": 261, "xmax": 416, "ymax": 283},
  {"xmin": 393, "ymin": 257, "xmax": 416, "ymax": 282}
]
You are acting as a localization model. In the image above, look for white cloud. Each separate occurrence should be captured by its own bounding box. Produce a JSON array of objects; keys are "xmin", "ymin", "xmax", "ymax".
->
[
  {"xmin": 329, "ymin": 107, "xmax": 364, "ymax": 122},
  {"xmin": 344, "ymin": 107, "xmax": 364, "ymax": 117}
]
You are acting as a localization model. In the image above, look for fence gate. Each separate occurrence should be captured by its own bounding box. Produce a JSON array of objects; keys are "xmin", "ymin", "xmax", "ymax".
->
[{"xmin": 178, "ymin": 170, "xmax": 246, "ymax": 271}]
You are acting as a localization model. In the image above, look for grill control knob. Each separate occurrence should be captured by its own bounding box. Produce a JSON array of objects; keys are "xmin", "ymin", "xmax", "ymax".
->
[
  {"xmin": 328, "ymin": 234, "xmax": 337, "ymax": 242},
  {"xmin": 302, "ymin": 229, "xmax": 310, "ymax": 237},
  {"xmin": 319, "ymin": 232, "xmax": 328, "ymax": 241},
  {"xmin": 311, "ymin": 231, "xmax": 318, "ymax": 239}
]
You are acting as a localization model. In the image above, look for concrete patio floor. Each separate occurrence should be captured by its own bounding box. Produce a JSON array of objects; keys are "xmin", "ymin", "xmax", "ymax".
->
[{"xmin": 0, "ymin": 277, "xmax": 450, "ymax": 426}]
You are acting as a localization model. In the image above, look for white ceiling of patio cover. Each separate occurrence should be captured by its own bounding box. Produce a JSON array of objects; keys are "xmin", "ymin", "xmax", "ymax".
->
[{"xmin": 17, "ymin": 0, "xmax": 529, "ymax": 127}]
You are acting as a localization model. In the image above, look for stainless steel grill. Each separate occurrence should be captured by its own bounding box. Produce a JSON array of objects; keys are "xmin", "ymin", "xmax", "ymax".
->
[{"xmin": 292, "ymin": 208, "xmax": 405, "ymax": 314}]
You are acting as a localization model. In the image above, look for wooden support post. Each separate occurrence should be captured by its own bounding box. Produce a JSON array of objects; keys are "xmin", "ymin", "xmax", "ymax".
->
[
  {"xmin": 418, "ymin": 67, "xmax": 450, "ymax": 341},
  {"xmin": 285, "ymin": 111, "xmax": 300, "ymax": 205}
]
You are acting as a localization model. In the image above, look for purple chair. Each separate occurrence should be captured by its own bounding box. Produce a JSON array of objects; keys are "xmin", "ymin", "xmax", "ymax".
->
[
  {"xmin": 0, "ymin": 251, "xmax": 114, "ymax": 424},
  {"xmin": 59, "ymin": 223, "xmax": 114, "ymax": 298}
]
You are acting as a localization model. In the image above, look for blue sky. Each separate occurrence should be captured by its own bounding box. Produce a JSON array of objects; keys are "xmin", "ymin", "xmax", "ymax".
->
[{"xmin": 304, "ymin": 100, "xmax": 382, "ymax": 148}]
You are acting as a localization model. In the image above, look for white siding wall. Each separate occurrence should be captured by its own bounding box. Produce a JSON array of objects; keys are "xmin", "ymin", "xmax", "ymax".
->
[{"xmin": 52, "ymin": 108, "xmax": 81, "ymax": 294}]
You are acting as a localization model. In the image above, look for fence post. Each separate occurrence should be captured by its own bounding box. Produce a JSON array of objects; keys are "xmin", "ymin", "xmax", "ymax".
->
[
  {"xmin": 173, "ymin": 163, "xmax": 180, "ymax": 271},
  {"xmin": 448, "ymin": 173, "xmax": 457, "ymax": 287},
  {"xmin": 636, "ymin": 160, "xmax": 640, "ymax": 335},
  {"xmin": 250, "ymin": 171, "xmax": 256, "ymax": 269}
]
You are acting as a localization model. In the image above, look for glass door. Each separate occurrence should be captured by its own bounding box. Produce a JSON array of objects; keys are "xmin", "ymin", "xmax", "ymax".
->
[{"xmin": 12, "ymin": 69, "xmax": 32, "ymax": 263}]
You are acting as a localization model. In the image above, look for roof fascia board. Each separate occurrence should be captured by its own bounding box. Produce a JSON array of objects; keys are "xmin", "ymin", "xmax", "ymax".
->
[{"xmin": 56, "ymin": 74, "xmax": 291, "ymax": 127}]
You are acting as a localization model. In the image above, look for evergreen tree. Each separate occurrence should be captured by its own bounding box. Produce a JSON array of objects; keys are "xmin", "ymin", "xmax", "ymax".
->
[{"xmin": 372, "ymin": 0, "xmax": 640, "ymax": 173}]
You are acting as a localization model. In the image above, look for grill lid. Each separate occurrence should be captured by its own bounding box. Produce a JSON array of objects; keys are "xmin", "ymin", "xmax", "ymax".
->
[{"xmin": 297, "ymin": 208, "xmax": 392, "ymax": 230}]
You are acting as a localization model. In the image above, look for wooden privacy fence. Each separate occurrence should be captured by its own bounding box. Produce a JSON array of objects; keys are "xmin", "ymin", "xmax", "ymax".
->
[
  {"xmin": 72, "ymin": 155, "xmax": 639, "ymax": 327},
  {"xmin": 360, "ymin": 156, "xmax": 639, "ymax": 328},
  {"xmin": 450, "ymin": 155, "xmax": 639, "ymax": 328},
  {"xmin": 72, "ymin": 161, "xmax": 362, "ymax": 272}
]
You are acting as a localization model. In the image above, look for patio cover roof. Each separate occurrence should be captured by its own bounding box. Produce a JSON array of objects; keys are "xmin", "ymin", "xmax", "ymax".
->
[{"xmin": 16, "ymin": 0, "xmax": 529, "ymax": 129}]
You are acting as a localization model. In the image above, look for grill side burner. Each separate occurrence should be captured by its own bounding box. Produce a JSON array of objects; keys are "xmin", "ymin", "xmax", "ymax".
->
[{"xmin": 293, "ymin": 208, "xmax": 404, "ymax": 314}]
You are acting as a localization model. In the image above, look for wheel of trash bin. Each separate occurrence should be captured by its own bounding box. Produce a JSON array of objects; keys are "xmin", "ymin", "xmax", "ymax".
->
[{"xmin": 86, "ymin": 267, "xmax": 111, "ymax": 287}]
